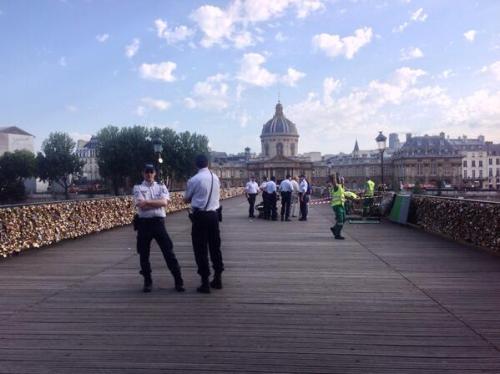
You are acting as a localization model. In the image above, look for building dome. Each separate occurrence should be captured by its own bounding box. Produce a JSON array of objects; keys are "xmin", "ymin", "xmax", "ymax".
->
[{"xmin": 261, "ymin": 102, "xmax": 299, "ymax": 136}]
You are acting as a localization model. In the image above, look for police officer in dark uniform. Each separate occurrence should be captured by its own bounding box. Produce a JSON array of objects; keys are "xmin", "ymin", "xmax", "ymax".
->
[
  {"xmin": 184, "ymin": 155, "xmax": 224, "ymax": 294},
  {"xmin": 133, "ymin": 163, "xmax": 184, "ymax": 293}
]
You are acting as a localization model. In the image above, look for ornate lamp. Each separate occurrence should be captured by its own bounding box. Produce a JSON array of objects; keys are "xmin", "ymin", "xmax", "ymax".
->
[{"xmin": 375, "ymin": 131, "xmax": 387, "ymax": 185}]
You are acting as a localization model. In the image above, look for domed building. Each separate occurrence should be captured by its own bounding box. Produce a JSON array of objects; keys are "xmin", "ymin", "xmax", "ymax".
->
[{"xmin": 247, "ymin": 101, "xmax": 313, "ymax": 181}]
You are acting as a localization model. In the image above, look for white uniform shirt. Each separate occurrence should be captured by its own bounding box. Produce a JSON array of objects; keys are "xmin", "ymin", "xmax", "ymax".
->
[
  {"xmin": 245, "ymin": 180, "xmax": 259, "ymax": 194},
  {"xmin": 279, "ymin": 179, "xmax": 293, "ymax": 192},
  {"xmin": 133, "ymin": 181, "xmax": 170, "ymax": 218},
  {"xmin": 266, "ymin": 180, "xmax": 277, "ymax": 194},
  {"xmin": 185, "ymin": 167, "xmax": 220, "ymax": 211},
  {"xmin": 299, "ymin": 179, "xmax": 308, "ymax": 194},
  {"xmin": 260, "ymin": 181, "xmax": 268, "ymax": 192},
  {"xmin": 291, "ymin": 179, "xmax": 300, "ymax": 193}
]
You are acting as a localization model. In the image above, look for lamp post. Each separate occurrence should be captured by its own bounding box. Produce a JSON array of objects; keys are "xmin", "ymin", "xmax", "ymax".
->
[
  {"xmin": 152, "ymin": 137, "xmax": 163, "ymax": 183},
  {"xmin": 375, "ymin": 131, "xmax": 387, "ymax": 186}
]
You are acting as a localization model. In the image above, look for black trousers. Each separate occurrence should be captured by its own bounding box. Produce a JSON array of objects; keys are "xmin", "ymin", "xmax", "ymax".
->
[
  {"xmin": 191, "ymin": 211, "xmax": 224, "ymax": 279},
  {"xmin": 280, "ymin": 191, "xmax": 291, "ymax": 219},
  {"xmin": 262, "ymin": 191, "xmax": 270, "ymax": 219},
  {"xmin": 247, "ymin": 193, "xmax": 257, "ymax": 217},
  {"xmin": 268, "ymin": 192, "xmax": 278, "ymax": 220},
  {"xmin": 136, "ymin": 217, "xmax": 181, "ymax": 278},
  {"xmin": 299, "ymin": 193, "xmax": 309, "ymax": 219}
]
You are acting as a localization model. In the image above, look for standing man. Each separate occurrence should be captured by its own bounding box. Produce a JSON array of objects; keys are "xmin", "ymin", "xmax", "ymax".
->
[
  {"xmin": 184, "ymin": 154, "xmax": 224, "ymax": 294},
  {"xmin": 266, "ymin": 176, "xmax": 278, "ymax": 221},
  {"xmin": 298, "ymin": 175, "xmax": 309, "ymax": 221},
  {"xmin": 133, "ymin": 163, "xmax": 184, "ymax": 293},
  {"xmin": 363, "ymin": 176, "xmax": 375, "ymax": 217},
  {"xmin": 329, "ymin": 175, "xmax": 359, "ymax": 240},
  {"xmin": 260, "ymin": 176, "xmax": 269, "ymax": 220},
  {"xmin": 279, "ymin": 175, "xmax": 293, "ymax": 221},
  {"xmin": 290, "ymin": 176, "xmax": 300, "ymax": 217},
  {"xmin": 245, "ymin": 175, "xmax": 259, "ymax": 218}
]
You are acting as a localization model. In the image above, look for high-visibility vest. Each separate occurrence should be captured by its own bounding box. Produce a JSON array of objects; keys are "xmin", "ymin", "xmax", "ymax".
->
[
  {"xmin": 330, "ymin": 185, "xmax": 345, "ymax": 207},
  {"xmin": 365, "ymin": 179, "xmax": 375, "ymax": 197}
]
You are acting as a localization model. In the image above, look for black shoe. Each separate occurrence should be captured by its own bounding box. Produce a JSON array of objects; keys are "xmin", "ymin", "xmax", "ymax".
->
[
  {"xmin": 210, "ymin": 276, "xmax": 223, "ymax": 290},
  {"xmin": 143, "ymin": 277, "xmax": 153, "ymax": 293},
  {"xmin": 334, "ymin": 235, "xmax": 345, "ymax": 240},
  {"xmin": 197, "ymin": 284, "xmax": 211, "ymax": 293},
  {"xmin": 330, "ymin": 227, "xmax": 335, "ymax": 236},
  {"xmin": 285, "ymin": 218, "xmax": 291, "ymax": 222},
  {"xmin": 175, "ymin": 282, "xmax": 185, "ymax": 292}
]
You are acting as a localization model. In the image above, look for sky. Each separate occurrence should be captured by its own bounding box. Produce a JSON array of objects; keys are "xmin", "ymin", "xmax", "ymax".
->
[{"xmin": 1, "ymin": 0, "xmax": 500, "ymax": 156}]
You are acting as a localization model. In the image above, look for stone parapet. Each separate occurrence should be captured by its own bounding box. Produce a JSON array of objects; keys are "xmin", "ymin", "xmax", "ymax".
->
[
  {"xmin": 0, "ymin": 188, "xmax": 244, "ymax": 258},
  {"xmin": 409, "ymin": 195, "xmax": 500, "ymax": 252}
]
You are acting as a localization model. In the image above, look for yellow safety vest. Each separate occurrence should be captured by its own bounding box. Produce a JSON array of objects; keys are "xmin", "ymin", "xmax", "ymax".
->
[
  {"xmin": 330, "ymin": 185, "xmax": 345, "ymax": 207},
  {"xmin": 365, "ymin": 180, "xmax": 375, "ymax": 197}
]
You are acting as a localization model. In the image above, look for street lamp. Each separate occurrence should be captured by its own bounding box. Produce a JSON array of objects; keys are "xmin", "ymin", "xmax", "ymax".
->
[
  {"xmin": 375, "ymin": 131, "xmax": 387, "ymax": 186},
  {"xmin": 152, "ymin": 137, "xmax": 163, "ymax": 182}
]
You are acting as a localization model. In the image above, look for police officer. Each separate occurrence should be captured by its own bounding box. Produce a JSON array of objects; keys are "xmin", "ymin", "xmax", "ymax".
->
[
  {"xmin": 133, "ymin": 163, "xmax": 184, "ymax": 293},
  {"xmin": 245, "ymin": 175, "xmax": 259, "ymax": 218},
  {"xmin": 298, "ymin": 174, "xmax": 309, "ymax": 221},
  {"xmin": 260, "ymin": 176, "xmax": 269, "ymax": 219},
  {"xmin": 266, "ymin": 176, "xmax": 278, "ymax": 221},
  {"xmin": 279, "ymin": 174, "xmax": 293, "ymax": 221},
  {"xmin": 184, "ymin": 154, "xmax": 224, "ymax": 294}
]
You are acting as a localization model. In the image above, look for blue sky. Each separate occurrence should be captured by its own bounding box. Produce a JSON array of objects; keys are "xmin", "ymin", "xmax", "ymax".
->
[{"xmin": 1, "ymin": 0, "xmax": 499, "ymax": 155}]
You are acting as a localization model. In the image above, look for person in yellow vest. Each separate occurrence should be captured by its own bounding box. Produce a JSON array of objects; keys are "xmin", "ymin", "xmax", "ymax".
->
[
  {"xmin": 329, "ymin": 175, "xmax": 358, "ymax": 240},
  {"xmin": 363, "ymin": 177, "xmax": 375, "ymax": 217}
]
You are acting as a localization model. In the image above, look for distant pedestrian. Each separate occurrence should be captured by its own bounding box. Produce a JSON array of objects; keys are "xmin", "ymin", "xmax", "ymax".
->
[
  {"xmin": 266, "ymin": 176, "xmax": 278, "ymax": 221},
  {"xmin": 260, "ymin": 176, "xmax": 269, "ymax": 219},
  {"xmin": 133, "ymin": 163, "xmax": 184, "ymax": 293},
  {"xmin": 184, "ymin": 155, "xmax": 224, "ymax": 294},
  {"xmin": 279, "ymin": 175, "xmax": 293, "ymax": 221},
  {"xmin": 298, "ymin": 175, "xmax": 310, "ymax": 221},
  {"xmin": 363, "ymin": 176, "xmax": 375, "ymax": 217},
  {"xmin": 290, "ymin": 176, "xmax": 300, "ymax": 217},
  {"xmin": 245, "ymin": 176, "xmax": 259, "ymax": 218}
]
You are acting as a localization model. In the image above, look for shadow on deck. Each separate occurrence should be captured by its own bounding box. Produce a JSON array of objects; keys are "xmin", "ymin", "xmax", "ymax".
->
[{"xmin": 1, "ymin": 196, "xmax": 500, "ymax": 373}]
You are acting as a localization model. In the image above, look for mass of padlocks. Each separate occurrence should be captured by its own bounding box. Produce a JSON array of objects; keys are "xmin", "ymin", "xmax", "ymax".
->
[
  {"xmin": 0, "ymin": 187, "xmax": 244, "ymax": 258},
  {"xmin": 411, "ymin": 196, "xmax": 500, "ymax": 252}
]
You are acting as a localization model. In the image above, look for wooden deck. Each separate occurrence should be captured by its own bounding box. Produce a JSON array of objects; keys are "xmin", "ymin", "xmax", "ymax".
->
[{"xmin": 1, "ymin": 196, "xmax": 500, "ymax": 373}]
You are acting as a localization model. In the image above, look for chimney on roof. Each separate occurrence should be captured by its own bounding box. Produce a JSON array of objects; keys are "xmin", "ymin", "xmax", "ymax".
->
[
  {"xmin": 439, "ymin": 132, "xmax": 445, "ymax": 139},
  {"xmin": 406, "ymin": 133, "xmax": 412, "ymax": 142}
]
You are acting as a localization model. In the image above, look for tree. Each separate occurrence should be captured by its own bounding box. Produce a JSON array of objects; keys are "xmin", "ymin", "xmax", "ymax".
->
[
  {"xmin": 0, "ymin": 150, "xmax": 37, "ymax": 203},
  {"xmin": 170, "ymin": 131, "xmax": 209, "ymax": 182},
  {"xmin": 37, "ymin": 132, "xmax": 84, "ymax": 199}
]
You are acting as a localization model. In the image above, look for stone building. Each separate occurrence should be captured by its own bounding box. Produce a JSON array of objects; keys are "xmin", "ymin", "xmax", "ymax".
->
[
  {"xmin": 75, "ymin": 136, "xmax": 101, "ymax": 182},
  {"xmin": 326, "ymin": 140, "xmax": 393, "ymax": 190},
  {"xmin": 0, "ymin": 126, "xmax": 35, "ymax": 156},
  {"xmin": 392, "ymin": 133, "xmax": 462, "ymax": 188}
]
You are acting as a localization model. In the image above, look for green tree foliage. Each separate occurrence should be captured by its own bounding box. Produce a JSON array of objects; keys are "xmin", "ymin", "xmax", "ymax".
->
[
  {"xmin": 37, "ymin": 132, "xmax": 84, "ymax": 199},
  {"xmin": 0, "ymin": 150, "xmax": 37, "ymax": 203},
  {"xmin": 97, "ymin": 125, "xmax": 209, "ymax": 194}
]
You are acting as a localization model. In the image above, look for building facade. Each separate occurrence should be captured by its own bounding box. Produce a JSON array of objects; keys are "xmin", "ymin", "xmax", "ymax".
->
[
  {"xmin": 392, "ymin": 133, "xmax": 462, "ymax": 188},
  {"xmin": 0, "ymin": 126, "xmax": 35, "ymax": 156},
  {"xmin": 75, "ymin": 136, "xmax": 101, "ymax": 182}
]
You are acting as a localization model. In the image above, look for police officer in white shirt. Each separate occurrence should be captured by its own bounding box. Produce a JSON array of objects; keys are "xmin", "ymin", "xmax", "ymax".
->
[
  {"xmin": 133, "ymin": 163, "xmax": 184, "ymax": 293},
  {"xmin": 299, "ymin": 174, "xmax": 310, "ymax": 221},
  {"xmin": 245, "ymin": 175, "xmax": 259, "ymax": 218},
  {"xmin": 184, "ymin": 155, "xmax": 224, "ymax": 294},
  {"xmin": 266, "ymin": 176, "xmax": 278, "ymax": 221},
  {"xmin": 260, "ymin": 176, "xmax": 269, "ymax": 219},
  {"xmin": 279, "ymin": 174, "xmax": 293, "ymax": 221},
  {"xmin": 290, "ymin": 176, "xmax": 300, "ymax": 217}
]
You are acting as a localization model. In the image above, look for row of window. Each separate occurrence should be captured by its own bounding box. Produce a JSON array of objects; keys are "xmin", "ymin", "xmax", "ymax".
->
[
  {"xmin": 463, "ymin": 159, "xmax": 500, "ymax": 167},
  {"xmin": 464, "ymin": 169, "xmax": 500, "ymax": 178}
]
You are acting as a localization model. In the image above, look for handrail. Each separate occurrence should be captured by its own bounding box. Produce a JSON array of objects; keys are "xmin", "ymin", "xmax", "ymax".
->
[{"xmin": 411, "ymin": 194, "xmax": 500, "ymax": 205}]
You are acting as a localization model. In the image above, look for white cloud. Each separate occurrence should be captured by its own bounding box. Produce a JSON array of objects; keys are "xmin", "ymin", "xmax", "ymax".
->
[
  {"xmin": 323, "ymin": 77, "xmax": 341, "ymax": 105},
  {"xmin": 96, "ymin": 34, "xmax": 109, "ymax": 43},
  {"xmin": 184, "ymin": 74, "xmax": 230, "ymax": 111},
  {"xmin": 70, "ymin": 132, "xmax": 92, "ymax": 142},
  {"xmin": 139, "ymin": 61, "xmax": 177, "ymax": 82},
  {"xmin": 312, "ymin": 27, "xmax": 373, "ymax": 59},
  {"xmin": 464, "ymin": 30, "xmax": 477, "ymax": 42},
  {"xmin": 447, "ymin": 89, "xmax": 500, "ymax": 129},
  {"xmin": 59, "ymin": 56, "xmax": 67, "ymax": 67},
  {"xmin": 275, "ymin": 32, "xmax": 287, "ymax": 42},
  {"xmin": 66, "ymin": 105, "xmax": 78, "ymax": 112},
  {"xmin": 135, "ymin": 97, "xmax": 171, "ymax": 116},
  {"xmin": 439, "ymin": 69, "xmax": 454, "ymax": 79},
  {"xmin": 400, "ymin": 47, "xmax": 424, "ymax": 61},
  {"xmin": 237, "ymin": 53, "xmax": 277, "ymax": 87},
  {"xmin": 190, "ymin": 0, "xmax": 324, "ymax": 49},
  {"xmin": 125, "ymin": 38, "xmax": 140, "ymax": 58},
  {"xmin": 480, "ymin": 60, "xmax": 500, "ymax": 81},
  {"xmin": 281, "ymin": 68, "xmax": 306, "ymax": 87},
  {"xmin": 154, "ymin": 19, "xmax": 194, "ymax": 44},
  {"xmin": 393, "ymin": 7, "xmax": 428, "ymax": 32}
]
